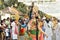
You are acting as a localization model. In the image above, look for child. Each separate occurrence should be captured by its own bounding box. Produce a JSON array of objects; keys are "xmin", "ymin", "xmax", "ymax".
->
[{"xmin": 5, "ymin": 26, "xmax": 9, "ymax": 40}]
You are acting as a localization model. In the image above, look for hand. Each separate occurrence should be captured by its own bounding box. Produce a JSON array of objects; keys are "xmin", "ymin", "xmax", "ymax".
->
[{"xmin": 46, "ymin": 34, "xmax": 48, "ymax": 38}]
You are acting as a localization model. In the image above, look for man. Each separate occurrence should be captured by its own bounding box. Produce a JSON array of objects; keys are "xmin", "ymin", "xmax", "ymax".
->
[
  {"xmin": 55, "ymin": 22, "xmax": 60, "ymax": 40},
  {"xmin": 11, "ymin": 19, "xmax": 18, "ymax": 40},
  {"xmin": 52, "ymin": 17, "xmax": 58, "ymax": 40}
]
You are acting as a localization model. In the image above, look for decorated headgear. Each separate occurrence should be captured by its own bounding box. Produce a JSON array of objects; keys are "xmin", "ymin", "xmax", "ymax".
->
[{"xmin": 33, "ymin": 6, "xmax": 38, "ymax": 13}]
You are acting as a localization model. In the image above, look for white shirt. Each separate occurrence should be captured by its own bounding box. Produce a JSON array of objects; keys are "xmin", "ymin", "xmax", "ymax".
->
[{"xmin": 5, "ymin": 28, "xmax": 9, "ymax": 36}]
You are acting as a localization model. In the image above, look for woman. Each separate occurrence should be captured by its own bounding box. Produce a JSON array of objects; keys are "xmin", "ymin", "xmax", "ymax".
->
[
  {"xmin": 28, "ymin": 12, "xmax": 36, "ymax": 40},
  {"xmin": 38, "ymin": 20, "xmax": 48, "ymax": 40},
  {"xmin": 28, "ymin": 19, "xmax": 48, "ymax": 40},
  {"xmin": 38, "ymin": 20, "xmax": 44, "ymax": 40},
  {"xmin": 29, "ymin": 20, "xmax": 38, "ymax": 40}
]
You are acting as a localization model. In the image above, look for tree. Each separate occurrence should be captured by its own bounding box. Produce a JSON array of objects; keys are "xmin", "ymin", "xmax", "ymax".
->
[
  {"xmin": 0, "ymin": 0, "xmax": 4, "ymax": 10},
  {"xmin": 17, "ymin": 2, "xmax": 27, "ymax": 13}
]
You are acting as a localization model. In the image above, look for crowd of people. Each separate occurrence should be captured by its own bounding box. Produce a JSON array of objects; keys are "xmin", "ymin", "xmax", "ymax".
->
[{"xmin": 0, "ymin": 5, "xmax": 60, "ymax": 40}]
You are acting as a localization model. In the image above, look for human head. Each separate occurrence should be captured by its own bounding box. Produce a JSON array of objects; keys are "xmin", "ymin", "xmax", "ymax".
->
[
  {"xmin": 39, "ymin": 19, "xmax": 44, "ymax": 27},
  {"xmin": 52, "ymin": 17, "xmax": 58, "ymax": 24},
  {"xmin": 32, "ymin": 13, "xmax": 36, "ymax": 19},
  {"xmin": 7, "ymin": 17, "xmax": 10, "ymax": 20}
]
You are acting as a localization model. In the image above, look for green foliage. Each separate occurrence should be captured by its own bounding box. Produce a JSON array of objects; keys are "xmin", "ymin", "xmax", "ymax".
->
[
  {"xmin": 0, "ymin": 0, "xmax": 27, "ymax": 13},
  {"xmin": 0, "ymin": 0, "xmax": 4, "ymax": 10},
  {"xmin": 17, "ymin": 2, "xmax": 27, "ymax": 13},
  {"xmin": 0, "ymin": 0, "xmax": 52, "ymax": 18},
  {"xmin": 4, "ymin": 0, "xmax": 18, "ymax": 6},
  {"xmin": 38, "ymin": 10, "xmax": 44, "ymax": 18}
]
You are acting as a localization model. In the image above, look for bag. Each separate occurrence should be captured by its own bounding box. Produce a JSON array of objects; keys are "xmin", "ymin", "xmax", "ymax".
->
[{"xmin": 14, "ymin": 26, "xmax": 18, "ymax": 34}]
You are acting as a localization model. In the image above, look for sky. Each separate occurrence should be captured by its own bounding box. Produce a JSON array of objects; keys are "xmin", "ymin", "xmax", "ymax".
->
[
  {"xmin": 38, "ymin": 0, "xmax": 60, "ymax": 19},
  {"xmin": 18, "ymin": 0, "xmax": 60, "ymax": 19}
]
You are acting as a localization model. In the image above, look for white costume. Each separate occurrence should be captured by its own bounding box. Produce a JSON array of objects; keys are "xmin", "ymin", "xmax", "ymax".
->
[
  {"xmin": 44, "ymin": 21, "xmax": 52, "ymax": 40},
  {"xmin": 56, "ymin": 23, "xmax": 60, "ymax": 40},
  {"xmin": 11, "ymin": 22, "xmax": 18, "ymax": 40}
]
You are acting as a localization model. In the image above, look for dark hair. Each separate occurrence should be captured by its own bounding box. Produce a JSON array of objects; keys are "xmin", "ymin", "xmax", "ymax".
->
[
  {"xmin": 3, "ymin": 19, "xmax": 6, "ymax": 22},
  {"xmin": 1, "ymin": 20, "xmax": 4, "ymax": 23},
  {"xmin": 11, "ymin": 19, "xmax": 16, "ymax": 22},
  {"xmin": 45, "ymin": 18, "xmax": 50, "ymax": 23},
  {"xmin": 21, "ymin": 19, "xmax": 25, "ymax": 24},
  {"xmin": 7, "ymin": 17, "xmax": 9, "ymax": 20},
  {"xmin": 1, "ymin": 20, "xmax": 3, "ymax": 25}
]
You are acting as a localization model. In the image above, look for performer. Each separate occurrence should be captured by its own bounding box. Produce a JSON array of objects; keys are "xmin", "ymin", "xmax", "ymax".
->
[
  {"xmin": 29, "ymin": 19, "xmax": 39, "ymax": 40},
  {"xmin": 38, "ymin": 19, "xmax": 48, "ymax": 40}
]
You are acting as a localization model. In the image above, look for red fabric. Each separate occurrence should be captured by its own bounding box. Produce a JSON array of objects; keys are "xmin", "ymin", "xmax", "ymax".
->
[
  {"xmin": 20, "ymin": 28, "xmax": 25, "ymax": 33},
  {"xmin": 39, "ymin": 33, "xmax": 44, "ymax": 40},
  {"xmin": 14, "ymin": 26, "xmax": 18, "ymax": 34},
  {"xmin": 32, "ymin": 36, "xmax": 36, "ymax": 40}
]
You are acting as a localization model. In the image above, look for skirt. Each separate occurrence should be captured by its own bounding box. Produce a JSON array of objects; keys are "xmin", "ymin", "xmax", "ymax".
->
[
  {"xmin": 32, "ymin": 36, "xmax": 36, "ymax": 40},
  {"xmin": 39, "ymin": 33, "xmax": 44, "ymax": 40}
]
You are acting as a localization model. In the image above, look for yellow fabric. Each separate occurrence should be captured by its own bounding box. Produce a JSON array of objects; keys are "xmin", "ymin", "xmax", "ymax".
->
[{"xmin": 15, "ymin": 14, "xmax": 20, "ymax": 22}]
